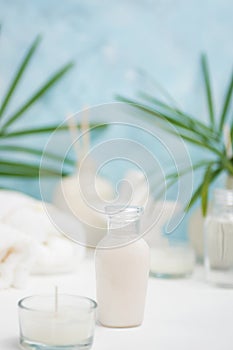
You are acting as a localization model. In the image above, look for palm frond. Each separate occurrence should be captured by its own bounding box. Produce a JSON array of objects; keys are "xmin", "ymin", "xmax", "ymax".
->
[
  {"xmin": 118, "ymin": 55, "xmax": 233, "ymax": 215},
  {"xmin": 2, "ymin": 62, "xmax": 74, "ymax": 130},
  {"xmin": 0, "ymin": 35, "xmax": 42, "ymax": 119},
  {"xmin": 185, "ymin": 183, "xmax": 203, "ymax": 212},
  {"xmin": 152, "ymin": 160, "xmax": 213, "ymax": 200},
  {"xmin": 231, "ymin": 122, "xmax": 233, "ymax": 146},
  {"xmin": 166, "ymin": 160, "xmax": 217, "ymax": 180},
  {"xmin": 0, "ymin": 145, "xmax": 75, "ymax": 166},
  {"xmin": 185, "ymin": 167, "xmax": 222, "ymax": 213},
  {"xmin": 0, "ymin": 122, "xmax": 107, "ymax": 138},
  {"xmin": 136, "ymin": 92, "xmax": 220, "ymax": 143},
  {"xmin": 117, "ymin": 97, "xmax": 224, "ymax": 156},
  {"xmin": 152, "ymin": 175, "xmax": 179, "ymax": 200},
  {"xmin": 0, "ymin": 160, "xmax": 69, "ymax": 178},
  {"xmin": 201, "ymin": 164, "xmax": 213, "ymax": 216},
  {"xmin": 219, "ymin": 71, "xmax": 233, "ymax": 131},
  {"xmin": 136, "ymin": 68, "xmax": 180, "ymax": 108},
  {"xmin": 201, "ymin": 54, "xmax": 215, "ymax": 127}
]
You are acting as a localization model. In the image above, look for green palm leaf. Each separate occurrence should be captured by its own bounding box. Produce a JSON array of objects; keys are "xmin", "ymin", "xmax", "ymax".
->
[
  {"xmin": 231, "ymin": 122, "xmax": 233, "ymax": 144},
  {"xmin": 118, "ymin": 55, "xmax": 233, "ymax": 215},
  {"xmin": 136, "ymin": 92, "xmax": 220, "ymax": 143},
  {"xmin": 136, "ymin": 68, "xmax": 180, "ymax": 107},
  {"xmin": 185, "ymin": 167, "xmax": 222, "ymax": 213},
  {"xmin": 202, "ymin": 167, "xmax": 222, "ymax": 215},
  {"xmin": 185, "ymin": 183, "xmax": 203, "ymax": 212},
  {"xmin": 201, "ymin": 165, "xmax": 213, "ymax": 216},
  {"xmin": 152, "ymin": 175, "xmax": 178, "ymax": 199},
  {"xmin": 201, "ymin": 54, "xmax": 215, "ymax": 127},
  {"xmin": 0, "ymin": 35, "xmax": 42, "ymax": 119},
  {"xmin": 156, "ymin": 161, "xmax": 216, "ymax": 203},
  {"xmin": 2, "ymin": 62, "xmax": 74, "ymax": 130},
  {"xmin": 0, "ymin": 145, "xmax": 75, "ymax": 166},
  {"xmin": 0, "ymin": 160, "xmax": 69, "ymax": 177},
  {"xmin": 166, "ymin": 160, "xmax": 217, "ymax": 180},
  {"xmin": 152, "ymin": 160, "xmax": 214, "ymax": 199},
  {"xmin": 0, "ymin": 34, "xmax": 111, "ymax": 184},
  {"xmin": 117, "ymin": 95, "xmax": 214, "ymax": 143},
  {"xmin": 1, "ymin": 122, "xmax": 107, "ymax": 138},
  {"xmin": 117, "ymin": 97, "xmax": 224, "ymax": 156},
  {"xmin": 219, "ymin": 71, "xmax": 233, "ymax": 131}
]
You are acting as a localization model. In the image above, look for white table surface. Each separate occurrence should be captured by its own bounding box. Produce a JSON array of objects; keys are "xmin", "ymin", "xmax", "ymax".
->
[{"xmin": 1, "ymin": 257, "xmax": 233, "ymax": 350}]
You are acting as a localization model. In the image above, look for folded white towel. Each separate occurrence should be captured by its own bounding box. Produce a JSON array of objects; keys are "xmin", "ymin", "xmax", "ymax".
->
[
  {"xmin": 0, "ymin": 223, "xmax": 35, "ymax": 288},
  {"xmin": 0, "ymin": 190, "xmax": 85, "ymax": 288}
]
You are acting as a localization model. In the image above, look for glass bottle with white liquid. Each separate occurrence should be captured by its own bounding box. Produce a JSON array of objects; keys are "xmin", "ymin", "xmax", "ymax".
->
[
  {"xmin": 95, "ymin": 205, "xmax": 150, "ymax": 328},
  {"xmin": 204, "ymin": 188, "xmax": 233, "ymax": 287}
]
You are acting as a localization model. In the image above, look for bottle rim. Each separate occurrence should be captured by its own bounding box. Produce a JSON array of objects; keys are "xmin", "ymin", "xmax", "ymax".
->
[{"xmin": 105, "ymin": 205, "xmax": 143, "ymax": 216}]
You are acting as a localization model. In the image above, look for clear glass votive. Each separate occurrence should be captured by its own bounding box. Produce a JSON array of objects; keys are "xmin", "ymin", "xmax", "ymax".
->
[
  {"xmin": 150, "ymin": 239, "xmax": 195, "ymax": 279},
  {"xmin": 18, "ymin": 294, "xmax": 97, "ymax": 350}
]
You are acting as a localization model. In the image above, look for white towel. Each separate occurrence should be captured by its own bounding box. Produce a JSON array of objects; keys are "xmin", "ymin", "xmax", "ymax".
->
[
  {"xmin": 0, "ymin": 190, "xmax": 85, "ymax": 288},
  {"xmin": 0, "ymin": 223, "xmax": 35, "ymax": 288}
]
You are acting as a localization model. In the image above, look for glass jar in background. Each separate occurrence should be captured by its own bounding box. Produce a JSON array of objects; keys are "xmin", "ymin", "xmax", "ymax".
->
[
  {"xmin": 149, "ymin": 235, "xmax": 195, "ymax": 279},
  {"xmin": 204, "ymin": 188, "xmax": 233, "ymax": 287},
  {"xmin": 143, "ymin": 201, "xmax": 195, "ymax": 279}
]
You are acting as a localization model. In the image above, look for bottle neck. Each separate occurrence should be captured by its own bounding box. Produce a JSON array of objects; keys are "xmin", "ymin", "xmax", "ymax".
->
[
  {"xmin": 106, "ymin": 206, "xmax": 142, "ymax": 239},
  {"xmin": 108, "ymin": 219, "xmax": 140, "ymax": 238}
]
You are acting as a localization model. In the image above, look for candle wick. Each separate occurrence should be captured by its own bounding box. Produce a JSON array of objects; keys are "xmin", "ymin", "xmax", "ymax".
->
[{"xmin": 55, "ymin": 285, "xmax": 58, "ymax": 314}]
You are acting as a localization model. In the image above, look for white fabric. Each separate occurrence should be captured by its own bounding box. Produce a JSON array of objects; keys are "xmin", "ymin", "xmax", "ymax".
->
[
  {"xmin": 0, "ymin": 190, "xmax": 85, "ymax": 288},
  {"xmin": 0, "ymin": 223, "xmax": 34, "ymax": 288}
]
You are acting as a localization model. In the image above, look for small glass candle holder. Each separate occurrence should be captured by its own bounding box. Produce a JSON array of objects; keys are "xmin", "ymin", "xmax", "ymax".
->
[
  {"xmin": 18, "ymin": 294, "xmax": 97, "ymax": 350},
  {"xmin": 150, "ymin": 239, "xmax": 195, "ymax": 279}
]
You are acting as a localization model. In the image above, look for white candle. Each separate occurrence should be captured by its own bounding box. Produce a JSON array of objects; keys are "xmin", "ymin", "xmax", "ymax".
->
[
  {"xmin": 150, "ymin": 245, "xmax": 195, "ymax": 277},
  {"xmin": 18, "ymin": 294, "xmax": 97, "ymax": 348},
  {"xmin": 21, "ymin": 308, "xmax": 93, "ymax": 345}
]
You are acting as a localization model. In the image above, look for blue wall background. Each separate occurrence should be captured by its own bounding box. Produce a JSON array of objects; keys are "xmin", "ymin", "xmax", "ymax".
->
[
  {"xmin": 0, "ymin": 0, "xmax": 232, "ymax": 214},
  {"xmin": 1, "ymin": 0, "xmax": 232, "ymax": 116}
]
